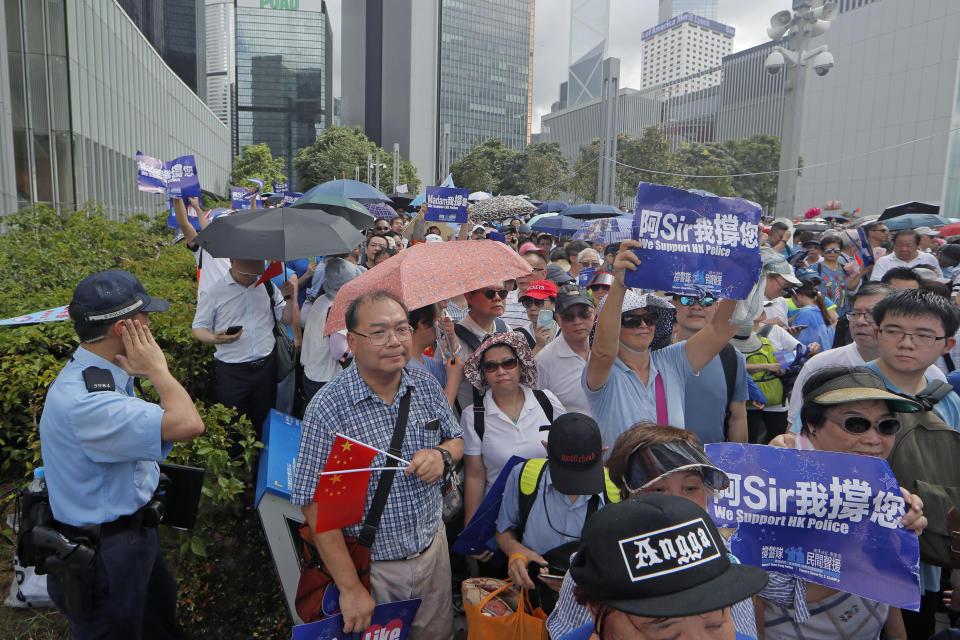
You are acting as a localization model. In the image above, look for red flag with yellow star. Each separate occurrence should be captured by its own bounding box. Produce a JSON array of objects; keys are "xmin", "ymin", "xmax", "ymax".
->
[{"xmin": 312, "ymin": 435, "xmax": 380, "ymax": 533}]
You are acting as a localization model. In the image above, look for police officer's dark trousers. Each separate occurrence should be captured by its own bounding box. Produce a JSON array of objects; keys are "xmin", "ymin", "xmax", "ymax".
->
[{"xmin": 47, "ymin": 525, "xmax": 184, "ymax": 640}]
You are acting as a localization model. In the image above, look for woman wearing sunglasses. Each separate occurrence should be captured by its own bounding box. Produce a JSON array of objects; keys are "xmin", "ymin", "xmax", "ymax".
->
[
  {"xmin": 585, "ymin": 240, "xmax": 742, "ymax": 448},
  {"xmin": 516, "ymin": 280, "xmax": 560, "ymax": 355},
  {"xmin": 460, "ymin": 332, "xmax": 565, "ymax": 561},
  {"xmin": 761, "ymin": 365, "xmax": 926, "ymax": 639}
]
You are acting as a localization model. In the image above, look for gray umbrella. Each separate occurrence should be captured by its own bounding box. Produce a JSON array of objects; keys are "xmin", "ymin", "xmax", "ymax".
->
[
  {"xmin": 469, "ymin": 195, "xmax": 537, "ymax": 222},
  {"xmin": 194, "ymin": 208, "xmax": 366, "ymax": 261}
]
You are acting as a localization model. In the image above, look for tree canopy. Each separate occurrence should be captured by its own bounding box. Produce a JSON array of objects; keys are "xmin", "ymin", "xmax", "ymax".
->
[
  {"xmin": 294, "ymin": 126, "xmax": 420, "ymax": 193},
  {"xmin": 229, "ymin": 143, "xmax": 286, "ymax": 188}
]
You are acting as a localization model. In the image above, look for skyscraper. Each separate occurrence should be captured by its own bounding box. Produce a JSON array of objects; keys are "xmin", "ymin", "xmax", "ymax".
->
[
  {"xmin": 205, "ymin": 0, "xmax": 235, "ymax": 130},
  {"xmin": 438, "ymin": 0, "xmax": 535, "ymax": 166},
  {"xmin": 567, "ymin": 0, "xmax": 609, "ymax": 107},
  {"xmin": 234, "ymin": 0, "xmax": 333, "ymax": 189},
  {"xmin": 117, "ymin": 0, "xmax": 205, "ymax": 96},
  {"xmin": 641, "ymin": 13, "xmax": 734, "ymax": 96},
  {"xmin": 658, "ymin": 0, "xmax": 720, "ymax": 22}
]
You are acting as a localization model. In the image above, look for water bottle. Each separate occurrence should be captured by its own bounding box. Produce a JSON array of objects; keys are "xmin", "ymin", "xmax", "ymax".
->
[{"xmin": 28, "ymin": 467, "xmax": 45, "ymax": 494}]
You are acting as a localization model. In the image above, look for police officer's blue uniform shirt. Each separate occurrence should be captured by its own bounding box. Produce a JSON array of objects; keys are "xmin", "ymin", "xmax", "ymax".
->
[{"xmin": 38, "ymin": 346, "xmax": 172, "ymax": 527}]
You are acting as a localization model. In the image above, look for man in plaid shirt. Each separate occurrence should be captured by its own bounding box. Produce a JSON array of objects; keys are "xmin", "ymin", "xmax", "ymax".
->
[{"xmin": 292, "ymin": 292, "xmax": 463, "ymax": 639}]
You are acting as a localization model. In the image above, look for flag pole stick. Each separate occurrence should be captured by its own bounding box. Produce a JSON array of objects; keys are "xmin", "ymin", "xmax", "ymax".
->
[
  {"xmin": 335, "ymin": 432, "xmax": 412, "ymax": 466},
  {"xmin": 319, "ymin": 467, "xmax": 404, "ymax": 476}
]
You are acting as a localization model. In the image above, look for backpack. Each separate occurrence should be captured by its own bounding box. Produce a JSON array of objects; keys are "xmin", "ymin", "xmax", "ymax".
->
[
  {"xmin": 718, "ymin": 344, "xmax": 739, "ymax": 437},
  {"xmin": 742, "ymin": 337, "xmax": 784, "ymax": 407},
  {"xmin": 887, "ymin": 380, "xmax": 960, "ymax": 568},
  {"xmin": 513, "ymin": 458, "xmax": 621, "ymax": 545},
  {"xmin": 453, "ymin": 319, "xmax": 509, "ymax": 355}
]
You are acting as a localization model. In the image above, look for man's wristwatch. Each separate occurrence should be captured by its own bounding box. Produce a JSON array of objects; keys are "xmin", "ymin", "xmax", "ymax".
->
[{"xmin": 433, "ymin": 446, "xmax": 453, "ymax": 475}]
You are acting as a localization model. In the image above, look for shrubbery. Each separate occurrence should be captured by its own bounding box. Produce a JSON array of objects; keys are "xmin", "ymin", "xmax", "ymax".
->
[{"xmin": 0, "ymin": 205, "xmax": 290, "ymax": 638}]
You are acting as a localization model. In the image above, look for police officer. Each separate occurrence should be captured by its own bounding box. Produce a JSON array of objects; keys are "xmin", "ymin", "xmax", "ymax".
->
[{"xmin": 38, "ymin": 270, "xmax": 204, "ymax": 638}]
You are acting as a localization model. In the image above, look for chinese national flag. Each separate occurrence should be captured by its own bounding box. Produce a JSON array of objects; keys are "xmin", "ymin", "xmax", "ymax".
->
[
  {"xmin": 255, "ymin": 261, "xmax": 284, "ymax": 287},
  {"xmin": 312, "ymin": 435, "xmax": 380, "ymax": 533}
]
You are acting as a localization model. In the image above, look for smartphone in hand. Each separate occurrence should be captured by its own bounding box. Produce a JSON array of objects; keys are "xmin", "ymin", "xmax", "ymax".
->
[
  {"xmin": 225, "ymin": 325, "xmax": 243, "ymax": 335},
  {"xmin": 536, "ymin": 309, "xmax": 554, "ymax": 328}
]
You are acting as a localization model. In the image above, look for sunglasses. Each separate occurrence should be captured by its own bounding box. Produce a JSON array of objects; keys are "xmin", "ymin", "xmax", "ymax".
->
[
  {"xmin": 823, "ymin": 248, "xmax": 842, "ymax": 254},
  {"xmin": 520, "ymin": 297, "xmax": 549, "ymax": 308},
  {"xmin": 481, "ymin": 288, "xmax": 509, "ymax": 300},
  {"xmin": 621, "ymin": 311, "xmax": 659, "ymax": 328},
  {"xmin": 580, "ymin": 261, "xmax": 601, "ymax": 268},
  {"xmin": 481, "ymin": 357, "xmax": 519, "ymax": 373},
  {"xmin": 559, "ymin": 307, "xmax": 594, "ymax": 321},
  {"xmin": 825, "ymin": 414, "xmax": 901, "ymax": 436},
  {"xmin": 375, "ymin": 226, "xmax": 389, "ymax": 232},
  {"xmin": 589, "ymin": 284, "xmax": 610, "ymax": 292},
  {"xmin": 675, "ymin": 295, "xmax": 715, "ymax": 307}
]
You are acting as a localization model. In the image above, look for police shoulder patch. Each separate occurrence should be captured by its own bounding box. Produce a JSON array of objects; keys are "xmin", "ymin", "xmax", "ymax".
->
[{"xmin": 82, "ymin": 367, "xmax": 116, "ymax": 393}]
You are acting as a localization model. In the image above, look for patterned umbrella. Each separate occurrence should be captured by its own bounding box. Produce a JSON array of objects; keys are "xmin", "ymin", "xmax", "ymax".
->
[
  {"xmin": 364, "ymin": 201, "xmax": 399, "ymax": 220},
  {"xmin": 563, "ymin": 203, "xmax": 622, "ymax": 220},
  {"xmin": 324, "ymin": 240, "xmax": 532, "ymax": 335},
  {"xmin": 469, "ymin": 195, "xmax": 536, "ymax": 222},
  {"xmin": 572, "ymin": 215, "xmax": 634, "ymax": 243}
]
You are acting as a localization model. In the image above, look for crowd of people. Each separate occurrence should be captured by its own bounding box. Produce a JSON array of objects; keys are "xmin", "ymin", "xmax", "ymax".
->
[{"xmin": 29, "ymin": 193, "xmax": 960, "ymax": 640}]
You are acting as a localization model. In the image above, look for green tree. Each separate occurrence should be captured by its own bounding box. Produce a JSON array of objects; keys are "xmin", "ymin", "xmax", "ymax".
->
[
  {"xmin": 229, "ymin": 143, "xmax": 286, "ymax": 188},
  {"xmin": 567, "ymin": 139, "xmax": 600, "ymax": 203},
  {"xmin": 516, "ymin": 142, "xmax": 569, "ymax": 200},
  {"xmin": 450, "ymin": 138, "xmax": 521, "ymax": 194},
  {"xmin": 613, "ymin": 127, "xmax": 686, "ymax": 206},
  {"xmin": 725, "ymin": 134, "xmax": 781, "ymax": 213},
  {"xmin": 294, "ymin": 126, "xmax": 420, "ymax": 193},
  {"xmin": 676, "ymin": 142, "xmax": 739, "ymax": 197}
]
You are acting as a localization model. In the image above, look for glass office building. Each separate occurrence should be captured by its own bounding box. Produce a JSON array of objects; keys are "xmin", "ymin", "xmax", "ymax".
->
[
  {"xmin": 568, "ymin": 0, "xmax": 609, "ymax": 107},
  {"xmin": 0, "ymin": 0, "xmax": 230, "ymax": 217},
  {"xmin": 658, "ymin": 0, "xmax": 719, "ymax": 22},
  {"xmin": 235, "ymin": 0, "xmax": 332, "ymax": 189},
  {"xmin": 438, "ymin": 0, "xmax": 534, "ymax": 164}
]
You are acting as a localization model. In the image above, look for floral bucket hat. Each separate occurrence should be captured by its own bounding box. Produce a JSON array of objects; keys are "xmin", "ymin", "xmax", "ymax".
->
[{"xmin": 463, "ymin": 331, "xmax": 538, "ymax": 391}]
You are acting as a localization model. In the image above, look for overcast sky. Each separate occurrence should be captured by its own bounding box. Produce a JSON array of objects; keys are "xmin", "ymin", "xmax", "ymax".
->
[{"xmin": 325, "ymin": 0, "xmax": 790, "ymax": 133}]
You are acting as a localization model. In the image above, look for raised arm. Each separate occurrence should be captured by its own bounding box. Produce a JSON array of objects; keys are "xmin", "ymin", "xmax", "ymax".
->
[
  {"xmin": 585, "ymin": 241, "xmax": 639, "ymax": 391},
  {"xmin": 172, "ymin": 197, "xmax": 198, "ymax": 246},
  {"xmin": 684, "ymin": 297, "xmax": 739, "ymax": 374}
]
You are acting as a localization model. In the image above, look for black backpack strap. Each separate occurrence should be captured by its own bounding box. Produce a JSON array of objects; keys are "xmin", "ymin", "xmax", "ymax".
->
[
  {"xmin": 914, "ymin": 380, "xmax": 954, "ymax": 410},
  {"xmin": 515, "ymin": 327, "xmax": 536, "ymax": 349},
  {"xmin": 757, "ymin": 323, "xmax": 774, "ymax": 338},
  {"xmin": 532, "ymin": 389, "xmax": 554, "ymax": 424},
  {"xmin": 945, "ymin": 353, "xmax": 956, "ymax": 373},
  {"xmin": 718, "ymin": 345, "xmax": 738, "ymax": 437},
  {"xmin": 472, "ymin": 387, "xmax": 486, "ymax": 442},
  {"xmin": 515, "ymin": 459, "xmax": 548, "ymax": 544},
  {"xmin": 585, "ymin": 494, "xmax": 602, "ymax": 521},
  {"xmin": 494, "ymin": 318, "xmax": 509, "ymax": 333},
  {"xmin": 358, "ymin": 389, "xmax": 412, "ymax": 548},
  {"xmin": 454, "ymin": 323, "xmax": 482, "ymax": 354}
]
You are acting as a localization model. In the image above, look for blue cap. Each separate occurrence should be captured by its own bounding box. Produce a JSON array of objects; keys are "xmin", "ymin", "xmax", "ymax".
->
[{"xmin": 70, "ymin": 270, "xmax": 169, "ymax": 327}]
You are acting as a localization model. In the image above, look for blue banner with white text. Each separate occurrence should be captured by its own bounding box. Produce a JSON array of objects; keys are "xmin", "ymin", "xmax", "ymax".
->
[
  {"xmin": 627, "ymin": 182, "xmax": 761, "ymax": 299},
  {"xmin": 424, "ymin": 186, "xmax": 470, "ymax": 223},
  {"xmin": 283, "ymin": 191, "xmax": 303, "ymax": 206},
  {"xmin": 273, "ymin": 180, "xmax": 289, "ymax": 193},
  {"xmin": 291, "ymin": 598, "xmax": 421, "ymax": 640},
  {"xmin": 230, "ymin": 186, "xmax": 253, "ymax": 210},
  {"xmin": 136, "ymin": 152, "xmax": 201, "ymax": 199},
  {"xmin": 705, "ymin": 443, "xmax": 920, "ymax": 610}
]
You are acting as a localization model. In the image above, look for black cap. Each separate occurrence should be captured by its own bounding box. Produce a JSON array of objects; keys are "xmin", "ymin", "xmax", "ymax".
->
[
  {"xmin": 545, "ymin": 263, "xmax": 575, "ymax": 287},
  {"xmin": 70, "ymin": 270, "xmax": 169, "ymax": 327},
  {"xmin": 555, "ymin": 285, "xmax": 595, "ymax": 313},
  {"xmin": 603, "ymin": 242, "xmax": 621, "ymax": 257},
  {"xmin": 939, "ymin": 243, "xmax": 960, "ymax": 266},
  {"xmin": 570, "ymin": 494, "xmax": 768, "ymax": 618},
  {"xmin": 545, "ymin": 413, "xmax": 604, "ymax": 495}
]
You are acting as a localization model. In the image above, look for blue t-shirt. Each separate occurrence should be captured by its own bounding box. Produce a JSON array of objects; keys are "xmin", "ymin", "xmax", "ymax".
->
[
  {"xmin": 793, "ymin": 305, "xmax": 835, "ymax": 351},
  {"xmin": 684, "ymin": 350, "xmax": 748, "ymax": 444},
  {"xmin": 582, "ymin": 342, "xmax": 693, "ymax": 448}
]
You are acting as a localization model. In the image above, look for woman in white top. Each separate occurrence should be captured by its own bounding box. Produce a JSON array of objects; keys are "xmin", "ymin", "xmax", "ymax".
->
[{"xmin": 461, "ymin": 332, "xmax": 565, "ymax": 547}]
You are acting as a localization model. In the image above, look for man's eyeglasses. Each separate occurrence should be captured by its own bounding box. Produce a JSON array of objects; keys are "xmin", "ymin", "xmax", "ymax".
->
[
  {"xmin": 481, "ymin": 357, "xmax": 519, "ymax": 373},
  {"xmin": 877, "ymin": 327, "xmax": 947, "ymax": 347},
  {"xmin": 825, "ymin": 414, "xmax": 901, "ymax": 437},
  {"xmin": 350, "ymin": 326, "xmax": 413, "ymax": 346},
  {"xmin": 520, "ymin": 297, "xmax": 550, "ymax": 309},
  {"xmin": 481, "ymin": 288, "xmax": 509, "ymax": 300},
  {"xmin": 847, "ymin": 310, "xmax": 875, "ymax": 322},
  {"xmin": 675, "ymin": 294, "xmax": 716, "ymax": 307},
  {"xmin": 559, "ymin": 308, "xmax": 594, "ymax": 322},
  {"xmin": 823, "ymin": 248, "xmax": 842, "ymax": 254},
  {"xmin": 621, "ymin": 311, "xmax": 659, "ymax": 328}
]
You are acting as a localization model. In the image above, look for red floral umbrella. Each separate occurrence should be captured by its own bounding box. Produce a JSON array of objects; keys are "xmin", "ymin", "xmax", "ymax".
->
[
  {"xmin": 324, "ymin": 240, "xmax": 533, "ymax": 335},
  {"xmin": 937, "ymin": 221, "xmax": 960, "ymax": 236}
]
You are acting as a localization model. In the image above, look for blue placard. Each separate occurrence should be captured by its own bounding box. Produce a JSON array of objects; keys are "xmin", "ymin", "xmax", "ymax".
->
[
  {"xmin": 856, "ymin": 226, "xmax": 876, "ymax": 269},
  {"xmin": 705, "ymin": 443, "xmax": 920, "ymax": 610},
  {"xmin": 231, "ymin": 186, "xmax": 253, "ymax": 210},
  {"xmin": 626, "ymin": 182, "xmax": 761, "ymax": 299},
  {"xmin": 166, "ymin": 199, "xmax": 203, "ymax": 230},
  {"xmin": 274, "ymin": 180, "xmax": 290, "ymax": 193},
  {"xmin": 283, "ymin": 191, "xmax": 303, "ymax": 206},
  {"xmin": 453, "ymin": 455, "xmax": 526, "ymax": 556},
  {"xmin": 578, "ymin": 267, "xmax": 596, "ymax": 287},
  {"xmin": 291, "ymin": 598, "xmax": 422, "ymax": 640},
  {"xmin": 424, "ymin": 186, "xmax": 470, "ymax": 223},
  {"xmin": 136, "ymin": 152, "xmax": 201, "ymax": 199},
  {"xmin": 255, "ymin": 409, "xmax": 302, "ymax": 507}
]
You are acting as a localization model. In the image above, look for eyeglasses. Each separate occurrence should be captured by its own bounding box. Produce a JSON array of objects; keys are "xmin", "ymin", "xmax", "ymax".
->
[
  {"xmin": 530, "ymin": 267, "xmax": 546, "ymax": 273},
  {"xmin": 481, "ymin": 288, "xmax": 509, "ymax": 300},
  {"xmin": 824, "ymin": 414, "xmax": 901, "ymax": 436},
  {"xmin": 823, "ymin": 248, "xmax": 842, "ymax": 254},
  {"xmin": 559, "ymin": 308, "xmax": 594, "ymax": 322},
  {"xmin": 481, "ymin": 357, "xmax": 519, "ymax": 373},
  {"xmin": 520, "ymin": 297, "xmax": 550, "ymax": 309},
  {"xmin": 675, "ymin": 295, "xmax": 716, "ymax": 307},
  {"xmin": 588, "ymin": 284, "xmax": 610, "ymax": 292},
  {"xmin": 350, "ymin": 326, "xmax": 413, "ymax": 346},
  {"xmin": 580, "ymin": 261, "xmax": 601, "ymax": 268},
  {"xmin": 847, "ymin": 310, "xmax": 875, "ymax": 322},
  {"xmin": 877, "ymin": 327, "xmax": 947, "ymax": 347},
  {"xmin": 621, "ymin": 311, "xmax": 659, "ymax": 328}
]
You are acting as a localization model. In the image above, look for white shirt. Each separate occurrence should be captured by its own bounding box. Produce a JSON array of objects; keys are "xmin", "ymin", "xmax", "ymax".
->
[
  {"xmin": 189, "ymin": 245, "xmax": 231, "ymax": 297},
  {"xmin": 301, "ymin": 296, "xmax": 345, "ymax": 383},
  {"xmin": 535, "ymin": 333, "xmax": 592, "ymax": 417},
  {"xmin": 786, "ymin": 342, "xmax": 947, "ymax": 427},
  {"xmin": 765, "ymin": 325, "xmax": 801, "ymax": 352},
  {"xmin": 764, "ymin": 297, "xmax": 789, "ymax": 324},
  {"xmin": 461, "ymin": 387, "xmax": 565, "ymax": 494},
  {"xmin": 192, "ymin": 273, "xmax": 285, "ymax": 363},
  {"xmin": 501, "ymin": 290, "xmax": 529, "ymax": 330},
  {"xmin": 870, "ymin": 251, "xmax": 942, "ymax": 282}
]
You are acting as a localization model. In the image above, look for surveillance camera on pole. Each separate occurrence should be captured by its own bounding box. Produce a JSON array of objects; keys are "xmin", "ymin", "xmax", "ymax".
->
[{"xmin": 811, "ymin": 50, "xmax": 835, "ymax": 76}]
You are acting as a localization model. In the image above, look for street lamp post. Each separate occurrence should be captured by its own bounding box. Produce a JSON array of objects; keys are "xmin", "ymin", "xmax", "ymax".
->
[{"xmin": 767, "ymin": 1, "xmax": 838, "ymax": 218}]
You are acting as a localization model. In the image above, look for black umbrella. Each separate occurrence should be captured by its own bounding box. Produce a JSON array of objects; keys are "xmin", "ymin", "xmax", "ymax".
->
[
  {"xmin": 878, "ymin": 201, "xmax": 940, "ymax": 221},
  {"xmin": 287, "ymin": 192, "xmax": 376, "ymax": 230},
  {"xmin": 389, "ymin": 193, "xmax": 414, "ymax": 210},
  {"xmin": 194, "ymin": 208, "xmax": 366, "ymax": 261}
]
